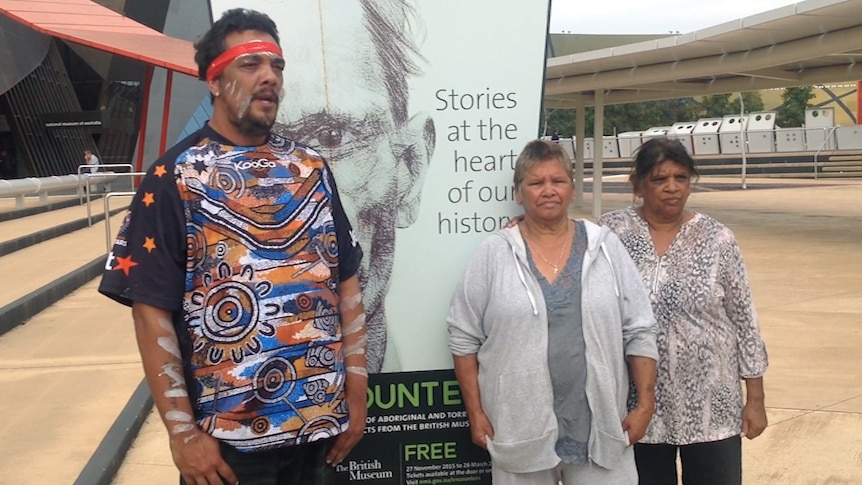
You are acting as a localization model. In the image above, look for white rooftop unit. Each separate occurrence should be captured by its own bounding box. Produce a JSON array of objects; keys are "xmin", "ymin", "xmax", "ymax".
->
[
  {"xmin": 746, "ymin": 112, "xmax": 777, "ymax": 153},
  {"xmin": 642, "ymin": 126, "xmax": 671, "ymax": 142},
  {"xmin": 805, "ymin": 108, "xmax": 837, "ymax": 151},
  {"xmin": 775, "ymin": 128, "xmax": 806, "ymax": 152},
  {"xmin": 572, "ymin": 137, "xmax": 594, "ymax": 160},
  {"xmin": 692, "ymin": 118, "xmax": 722, "ymax": 155},
  {"xmin": 601, "ymin": 136, "xmax": 620, "ymax": 159},
  {"xmin": 836, "ymin": 126, "xmax": 862, "ymax": 150},
  {"xmin": 718, "ymin": 115, "xmax": 748, "ymax": 154},
  {"xmin": 617, "ymin": 132, "xmax": 643, "ymax": 159},
  {"xmin": 668, "ymin": 122, "xmax": 696, "ymax": 154},
  {"xmin": 558, "ymin": 138, "xmax": 576, "ymax": 162}
]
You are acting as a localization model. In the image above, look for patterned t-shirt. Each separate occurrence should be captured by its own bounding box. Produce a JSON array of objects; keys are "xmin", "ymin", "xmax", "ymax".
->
[
  {"xmin": 598, "ymin": 207, "xmax": 768, "ymax": 445},
  {"xmin": 99, "ymin": 125, "xmax": 362, "ymax": 451}
]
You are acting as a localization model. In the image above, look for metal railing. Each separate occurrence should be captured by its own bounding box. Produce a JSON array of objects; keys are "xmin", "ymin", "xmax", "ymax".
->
[
  {"xmin": 812, "ymin": 126, "xmax": 839, "ymax": 179},
  {"xmin": 85, "ymin": 172, "xmax": 145, "ymax": 226},
  {"xmin": 103, "ymin": 192, "xmax": 137, "ymax": 251},
  {"xmin": 77, "ymin": 164, "xmax": 133, "ymax": 203},
  {"xmin": 0, "ymin": 174, "xmax": 99, "ymax": 209}
]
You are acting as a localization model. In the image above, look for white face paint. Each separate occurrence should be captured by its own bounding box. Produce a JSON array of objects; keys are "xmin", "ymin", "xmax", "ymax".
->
[
  {"xmin": 165, "ymin": 410, "xmax": 193, "ymax": 423},
  {"xmin": 170, "ymin": 423, "xmax": 196, "ymax": 436},
  {"xmin": 157, "ymin": 317, "xmax": 175, "ymax": 334},
  {"xmin": 340, "ymin": 291, "xmax": 362, "ymax": 311},
  {"xmin": 343, "ymin": 314, "xmax": 366, "ymax": 335},
  {"xmin": 157, "ymin": 336, "xmax": 181, "ymax": 359},
  {"xmin": 346, "ymin": 366, "xmax": 369, "ymax": 377},
  {"xmin": 343, "ymin": 334, "xmax": 368, "ymax": 357},
  {"xmin": 160, "ymin": 363, "xmax": 188, "ymax": 399}
]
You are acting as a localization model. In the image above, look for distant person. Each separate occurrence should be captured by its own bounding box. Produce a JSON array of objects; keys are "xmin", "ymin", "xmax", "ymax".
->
[
  {"xmin": 448, "ymin": 139, "xmax": 658, "ymax": 484},
  {"xmin": 551, "ymin": 130, "xmax": 561, "ymax": 141},
  {"xmin": 83, "ymin": 150, "xmax": 111, "ymax": 192},
  {"xmin": 82, "ymin": 150, "xmax": 99, "ymax": 173},
  {"xmin": 598, "ymin": 137, "xmax": 768, "ymax": 485},
  {"xmin": 98, "ymin": 9, "xmax": 368, "ymax": 484}
]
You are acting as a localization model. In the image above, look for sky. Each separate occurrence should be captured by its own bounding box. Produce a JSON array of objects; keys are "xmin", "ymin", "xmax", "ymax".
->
[{"xmin": 550, "ymin": 0, "xmax": 802, "ymax": 34}]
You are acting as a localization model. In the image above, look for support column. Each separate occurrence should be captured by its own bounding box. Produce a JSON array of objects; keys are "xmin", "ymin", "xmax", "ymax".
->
[
  {"xmin": 159, "ymin": 70, "xmax": 174, "ymax": 155},
  {"xmin": 592, "ymin": 90, "xmax": 605, "ymax": 220},
  {"xmin": 574, "ymin": 100, "xmax": 585, "ymax": 207},
  {"xmin": 136, "ymin": 66, "xmax": 154, "ymax": 174},
  {"xmin": 857, "ymin": 80, "xmax": 861, "ymax": 124}
]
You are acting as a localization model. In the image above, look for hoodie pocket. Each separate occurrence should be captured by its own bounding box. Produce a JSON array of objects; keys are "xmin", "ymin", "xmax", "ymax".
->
[
  {"xmin": 486, "ymin": 368, "xmax": 559, "ymax": 472},
  {"xmin": 592, "ymin": 426, "xmax": 630, "ymax": 469},
  {"xmin": 492, "ymin": 368, "xmax": 555, "ymax": 443}
]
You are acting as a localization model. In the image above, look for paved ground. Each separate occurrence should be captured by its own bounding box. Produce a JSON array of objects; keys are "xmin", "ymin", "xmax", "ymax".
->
[{"xmin": 1, "ymin": 178, "xmax": 860, "ymax": 484}]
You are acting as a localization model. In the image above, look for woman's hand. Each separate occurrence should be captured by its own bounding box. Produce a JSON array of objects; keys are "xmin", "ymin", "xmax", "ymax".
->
[
  {"xmin": 741, "ymin": 377, "xmax": 767, "ymax": 439},
  {"xmin": 505, "ymin": 214, "xmax": 524, "ymax": 228},
  {"xmin": 622, "ymin": 403, "xmax": 654, "ymax": 445},
  {"xmin": 741, "ymin": 399, "xmax": 767, "ymax": 439},
  {"xmin": 467, "ymin": 410, "xmax": 495, "ymax": 449}
]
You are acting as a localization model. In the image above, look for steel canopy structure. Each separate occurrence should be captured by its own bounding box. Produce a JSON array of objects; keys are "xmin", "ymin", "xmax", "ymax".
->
[
  {"xmin": 542, "ymin": 0, "xmax": 862, "ymax": 217},
  {"xmin": 545, "ymin": 0, "xmax": 862, "ymax": 108},
  {"xmin": 0, "ymin": 0, "xmax": 197, "ymax": 77},
  {"xmin": 0, "ymin": 0, "xmax": 200, "ymax": 173}
]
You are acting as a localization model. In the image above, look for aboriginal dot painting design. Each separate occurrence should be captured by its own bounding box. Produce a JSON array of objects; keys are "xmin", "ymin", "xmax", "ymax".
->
[{"xmin": 175, "ymin": 133, "xmax": 347, "ymax": 451}]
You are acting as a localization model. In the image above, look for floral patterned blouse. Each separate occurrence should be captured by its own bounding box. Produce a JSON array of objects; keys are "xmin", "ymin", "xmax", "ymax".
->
[{"xmin": 598, "ymin": 207, "xmax": 768, "ymax": 445}]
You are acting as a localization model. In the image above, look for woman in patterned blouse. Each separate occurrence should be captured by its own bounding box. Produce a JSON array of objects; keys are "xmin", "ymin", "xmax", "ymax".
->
[{"xmin": 597, "ymin": 137, "xmax": 769, "ymax": 485}]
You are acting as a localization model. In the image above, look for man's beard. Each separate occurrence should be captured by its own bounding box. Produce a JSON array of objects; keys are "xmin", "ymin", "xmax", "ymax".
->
[{"xmin": 237, "ymin": 111, "xmax": 276, "ymax": 138}]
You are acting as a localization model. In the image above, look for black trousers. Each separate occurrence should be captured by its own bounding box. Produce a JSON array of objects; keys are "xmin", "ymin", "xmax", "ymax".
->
[
  {"xmin": 635, "ymin": 436, "xmax": 742, "ymax": 485},
  {"xmin": 180, "ymin": 438, "xmax": 335, "ymax": 485}
]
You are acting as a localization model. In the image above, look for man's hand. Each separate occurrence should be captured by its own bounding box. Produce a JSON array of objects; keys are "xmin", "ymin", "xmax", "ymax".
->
[
  {"xmin": 741, "ymin": 399, "xmax": 768, "ymax": 440},
  {"xmin": 326, "ymin": 400, "xmax": 367, "ymax": 466},
  {"xmin": 505, "ymin": 214, "xmax": 524, "ymax": 229},
  {"xmin": 467, "ymin": 410, "xmax": 495, "ymax": 450},
  {"xmin": 170, "ymin": 428, "xmax": 237, "ymax": 485},
  {"xmin": 622, "ymin": 403, "xmax": 654, "ymax": 445}
]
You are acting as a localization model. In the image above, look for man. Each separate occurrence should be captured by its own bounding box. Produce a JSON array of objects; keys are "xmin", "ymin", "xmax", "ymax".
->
[
  {"xmin": 99, "ymin": 9, "xmax": 368, "ymax": 484},
  {"xmin": 84, "ymin": 149, "xmax": 112, "ymax": 192},
  {"xmin": 83, "ymin": 149, "xmax": 99, "ymax": 173},
  {"xmin": 269, "ymin": 0, "xmax": 435, "ymax": 372}
]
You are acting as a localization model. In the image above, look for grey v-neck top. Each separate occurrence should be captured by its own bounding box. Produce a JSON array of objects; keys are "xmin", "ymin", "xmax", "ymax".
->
[{"xmin": 527, "ymin": 220, "xmax": 590, "ymax": 464}]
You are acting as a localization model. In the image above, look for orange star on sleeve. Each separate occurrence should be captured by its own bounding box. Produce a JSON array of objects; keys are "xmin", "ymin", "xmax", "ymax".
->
[
  {"xmin": 113, "ymin": 255, "xmax": 138, "ymax": 276},
  {"xmin": 142, "ymin": 192, "xmax": 155, "ymax": 207},
  {"xmin": 154, "ymin": 165, "xmax": 167, "ymax": 177},
  {"xmin": 143, "ymin": 237, "xmax": 157, "ymax": 253}
]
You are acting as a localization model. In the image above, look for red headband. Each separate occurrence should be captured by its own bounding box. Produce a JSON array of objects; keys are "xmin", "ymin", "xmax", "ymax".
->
[{"xmin": 205, "ymin": 40, "xmax": 283, "ymax": 82}]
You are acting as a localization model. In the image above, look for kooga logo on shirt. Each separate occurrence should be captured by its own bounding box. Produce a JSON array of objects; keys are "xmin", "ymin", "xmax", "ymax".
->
[{"xmin": 236, "ymin": 159, "xmax": 277, "ymax": 170}]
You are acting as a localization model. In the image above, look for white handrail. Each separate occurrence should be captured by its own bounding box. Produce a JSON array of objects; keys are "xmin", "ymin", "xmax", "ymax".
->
[
  {"xmin": 812, "ymin": 126, "xmax": 839, "ymax": 179},
  {"xmin": 0, "ymin": 174, "xmax": 108, "ymax": 209},
  {"xmin": 77, "ymin": 164, "xmax": 133, "ymax": 203},
  {"xmin": 86, "ymin": 172, "xmax": 145, "ymax": 226},
  {"xmin": 103, "ymin": 192, "xmax": 136, "ymax": 251}
]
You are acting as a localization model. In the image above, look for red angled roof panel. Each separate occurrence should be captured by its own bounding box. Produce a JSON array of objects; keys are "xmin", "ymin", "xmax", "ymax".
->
[{"xmin": 0, "ymin": 0, "xmax": 199, "ymax": 77}]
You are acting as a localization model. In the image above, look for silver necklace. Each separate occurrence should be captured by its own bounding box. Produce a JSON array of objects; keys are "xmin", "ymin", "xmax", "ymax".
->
[{"xmin": 526, "ymin": 221, "xmax": 571, "ymax": 274}]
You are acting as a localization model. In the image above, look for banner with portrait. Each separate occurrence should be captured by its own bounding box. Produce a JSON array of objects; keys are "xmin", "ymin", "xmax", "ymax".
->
[{"xmin": 209, "ymin": 1, "xmax": 552, "ymax": 482}]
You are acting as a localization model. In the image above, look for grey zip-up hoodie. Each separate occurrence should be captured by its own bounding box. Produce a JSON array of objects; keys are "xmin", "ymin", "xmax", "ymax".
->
[{"xmin": 448, "ymin": 220, "xmax": 658, "ymax": 473}]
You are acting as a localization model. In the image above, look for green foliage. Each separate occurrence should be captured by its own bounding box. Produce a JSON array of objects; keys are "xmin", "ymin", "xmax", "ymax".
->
[
  {"xmin": 544, "ymin": 98, "xmax": 701, "ymax": 138},
  {"xmin": 741, "ymin": 91, "xmax": 765, "ymax": 113},
  {"xmin": 700, "ymin": 93, "xmax": 734, "ymax": 118},
  {"xmin": 776, "ymin": 86, "xmax": 814, "ymax": 127}
]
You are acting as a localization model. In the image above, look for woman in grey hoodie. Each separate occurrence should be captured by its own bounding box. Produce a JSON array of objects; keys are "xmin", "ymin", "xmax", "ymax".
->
[{"xmin": 448, "ymin": 140, "xmax": 658, "ymax": 485}]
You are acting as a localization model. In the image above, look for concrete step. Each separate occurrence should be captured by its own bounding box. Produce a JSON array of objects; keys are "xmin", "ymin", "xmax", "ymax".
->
[
  {"xmin": 0, "ymin": 198, "xmax": 125, "ymax": 244},
  {"xmin": 821, "ymin": 165, "xmax": 862, "ymax": 172},
  {"xmin": 0, "ymin": 279, "xmax": 142, "ymax": 485},
  {"xmin": 0, "ymin": 212, "xmax": 124, "ymax": 308}
]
